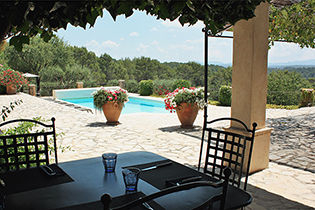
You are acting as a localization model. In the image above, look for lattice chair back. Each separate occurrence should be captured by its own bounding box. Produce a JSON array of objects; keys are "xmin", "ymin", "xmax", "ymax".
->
[
  {"xmin": 0, "ymin": 118, "xmax": 58, "ymax": 172},
  {"xmin": 200, "ymin": 117, "xmax": 257, "ymax": 191}
]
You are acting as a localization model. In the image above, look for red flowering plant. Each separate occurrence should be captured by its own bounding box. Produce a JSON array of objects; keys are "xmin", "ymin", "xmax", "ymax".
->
[
  {"xmin": 154, "ymin": 85, "xmax": 170, "ymax": 96},
  {"xmin": 92, "ymin": 87, "xmax": 129, "ymax": 110},
  {"xmin": 0, "ymin": 68, "xmax": 28, "ymax": 88},
  {"xmin": 164, "ymin": 87, "xmax": 207, "ymax": 113}
]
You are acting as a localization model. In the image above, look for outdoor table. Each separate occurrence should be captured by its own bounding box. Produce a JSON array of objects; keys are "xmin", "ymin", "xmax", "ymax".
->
[{"xmin": 1, "ymin": 151, "xmax": 252, "ymax": 210}]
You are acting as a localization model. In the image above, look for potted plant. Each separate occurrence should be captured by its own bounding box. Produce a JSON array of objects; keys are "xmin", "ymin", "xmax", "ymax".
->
[
  {"xmin": 93, "ymin": 87, "xmax": 128, "ymax": 125},
  {"xmin": 0, "ymin": 68, "xmax": 28, "ymax": 94},
  {"xmin": 164, "ymin": 87, "xmax": 207, "ymax": 128}
]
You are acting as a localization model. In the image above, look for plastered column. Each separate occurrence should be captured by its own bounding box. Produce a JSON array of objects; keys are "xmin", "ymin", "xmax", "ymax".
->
[{"xmin": 231, "ymin": 2, "xmax": 272, "ymax": 173}]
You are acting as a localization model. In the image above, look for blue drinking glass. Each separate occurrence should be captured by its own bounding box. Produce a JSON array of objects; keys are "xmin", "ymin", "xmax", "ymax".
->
[
  {"xmin": 102, "ymin": 153, "xmax": 117, "ymax": 173},
  {"xmin": 122, "ymin": 167, "xmax": 140, "ymax": 191}
]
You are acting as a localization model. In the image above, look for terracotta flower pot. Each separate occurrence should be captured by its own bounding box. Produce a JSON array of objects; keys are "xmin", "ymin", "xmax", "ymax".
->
[
  {"xmin": 102, "ymin": 101, "xmax": 124, "ymax": 125},
  {"xmin": 6, "ymin": 85, "xmax": 17, "ymax": 95},
  {"xmin": 176, "ymin": 103, "xmax": 199, "ymax": 128}
]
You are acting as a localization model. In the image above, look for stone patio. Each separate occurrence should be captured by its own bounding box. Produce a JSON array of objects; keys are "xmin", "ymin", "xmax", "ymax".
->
[{"xmin": 1, "ymin": 93, "xmax": 314, "ymax": 209}]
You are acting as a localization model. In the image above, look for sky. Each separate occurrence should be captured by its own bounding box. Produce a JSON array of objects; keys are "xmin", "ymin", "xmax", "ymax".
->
[{"xmin": 56, "ymin": 10, "xmax": 315, "ymax": 66}]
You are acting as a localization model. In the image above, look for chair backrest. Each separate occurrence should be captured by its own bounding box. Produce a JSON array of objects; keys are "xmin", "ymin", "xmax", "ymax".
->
[
  {"xmin": 101, "ymin": 167, "xmax": 232, "ymax": 210},
  {"xmin": 0, "ymin": 117, "xmax": 58, "ymax": 172},
  {"xmin": 199, "ymin": 117, "xmax": 257, "ymax": 191}
]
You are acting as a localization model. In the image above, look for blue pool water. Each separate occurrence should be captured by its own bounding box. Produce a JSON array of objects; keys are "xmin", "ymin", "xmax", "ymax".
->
[{"xmin": 60, "ymin": 96, "xmax": 169, "ymax": 114}]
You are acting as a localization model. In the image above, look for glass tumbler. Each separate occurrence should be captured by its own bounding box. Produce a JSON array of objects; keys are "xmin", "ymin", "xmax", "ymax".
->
[
  {"xmin": 122, "ymin": 167, "xmax": 140, "ymax": 191},
  {"xmin": 102, "ymin": 153, "xmax": 117, "ymax": 173}
]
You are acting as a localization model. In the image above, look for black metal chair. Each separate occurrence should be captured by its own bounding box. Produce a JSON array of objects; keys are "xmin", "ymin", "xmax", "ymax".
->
[
  {"xmin": 101, "ymin": 167, "xmax": 231, "ymax": 210},
  {"xmin": 198, "ymin": 117, "xmax": 257, "ymax": 191},
  {"xmin": 0, "ymin": 117, "xmax": 58, "ymax": 172}
]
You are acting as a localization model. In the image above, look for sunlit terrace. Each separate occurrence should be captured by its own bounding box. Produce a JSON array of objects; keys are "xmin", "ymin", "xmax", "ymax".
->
[{"xmin": 1, "ymin": 92, "xmax": 314, "ymax": 209}]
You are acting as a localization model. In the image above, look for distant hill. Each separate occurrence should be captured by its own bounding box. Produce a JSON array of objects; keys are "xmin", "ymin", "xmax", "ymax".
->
[
  {"xmin": 268, "ymin": 59, "xmax": 315, "ymax": 68},
  {"xmin": 205, "ymin": 59, "xmax": 315, "ymax": 68},
  {"xmin": 268, "ymin": 66, "xmax": 315, "ymax": 79}
]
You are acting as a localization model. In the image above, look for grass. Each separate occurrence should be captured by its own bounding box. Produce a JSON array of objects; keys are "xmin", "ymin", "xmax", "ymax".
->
[
  {"xmin": 266, "ymin": 104, "xmax": 299, "ymax": 110},
  {"xmin": 150, "ymin": 94, "xmax": 165, "ymax": 98}
]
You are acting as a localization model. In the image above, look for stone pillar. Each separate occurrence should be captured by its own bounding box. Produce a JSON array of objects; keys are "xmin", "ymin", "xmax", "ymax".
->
[
  {"xmin": 29, "ymin": 84, "xmax": 36, "ymax": 96},
  {"xmin": 76, "ymin": 82, "xmax": 83, "ymax": 88},
  {"xmin": 119, "ymin": 80, "xmax": 125, "ymax": 89},
  {"xmin": 231, "ymin": 2, "xmax": 272, "ymax": 173}
]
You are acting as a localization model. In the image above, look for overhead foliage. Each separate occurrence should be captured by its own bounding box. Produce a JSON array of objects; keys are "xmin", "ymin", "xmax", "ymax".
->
[
  {"xmin": 269, "ymin": 0, "xmax": 315, "ymax": 48},
  {"xmin": 0, "ymin": 0, "xmax": 267, "ymax": 51}
]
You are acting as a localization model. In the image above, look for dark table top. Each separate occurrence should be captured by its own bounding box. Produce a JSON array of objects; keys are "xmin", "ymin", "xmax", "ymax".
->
[{"xmin": 2, "ymin": 151, "xmax": 252, "ymax": 210}]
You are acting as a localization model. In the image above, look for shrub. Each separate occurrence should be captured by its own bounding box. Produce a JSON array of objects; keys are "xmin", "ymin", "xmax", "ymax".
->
[
  {"xmin": 139, "ymin": 80, "xmax": 154, "ymax": 96},
  {"xmin": 218, "ymin": 85, "xmax": 232, "ymax": 106},
  {"xmin": 40, "ymin": 82, "xmax": 76, "ymax": 96},
  {"xmin": 300, "ymin": 88, "xmax": 314, "ymax": 107},
  {"xmin": 81, "ymin": 80, "xmax": 99, "ymax": 88},
  {"xmin": 107, "ymin": 79, "xmax": 119, "ymax": 86},
  {"xmin": 172, "ymin": 79, "xmax": 191, "ymax": 91},
  {"xmin": 125, "ymin": 80, "xmax": 139, "ymax": 93},
  {"xmin": 154, "ymin": 79, "xmax": 174, "ymax": 91},
  {"xmin": 267, "ymin": 91, "xmax": 300, "ymax": 105},
  {"xmin": 267, "ymin": 70, "xmax": 311, "ymax": 105}
]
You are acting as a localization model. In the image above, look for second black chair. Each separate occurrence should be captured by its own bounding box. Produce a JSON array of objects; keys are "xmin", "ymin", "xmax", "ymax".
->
[{"xmin": 198, "ymin": 117, "xmax": 257, "ymax": 191}]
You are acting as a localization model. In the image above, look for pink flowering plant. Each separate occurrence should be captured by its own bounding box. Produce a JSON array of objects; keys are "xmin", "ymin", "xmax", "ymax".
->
[
  {"xmin": 164, "ymin": 87, "xmax": 207, "ymax": 113},
  {"xmin": 92, "ymin": 87, "xmax": 128, "ymax": 110},
  {"xmin": 0, "ymin": 68, "xmax": 28, "ymax": 88}
]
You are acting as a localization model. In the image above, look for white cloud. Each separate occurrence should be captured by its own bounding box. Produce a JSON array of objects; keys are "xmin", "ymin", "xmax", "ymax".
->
[
  {"xmin": 101, "ymin": 40, "xmax": 120, "ymax": 48},
  {"xmin": 169, "ymin": 44, "xmax": 194, "ymax": 51},
  {"xmin": 85, "ymin": 40, "xmax": 100, "ymax": 47},
  {"xmin": 162, "ymin": 19, "xmax": 204, "ymax": 28},
  {"xmin": 162, "ymin": 19, "xmax": 182, "ymax": 28},
  {"xmin": 130, "ymin": 32, "xmax": 139, "ymax": 36},
  {"xmin": 136, "ymin": 43, "xmax": 149, "ymax": 53},
  {"xmin": 151, "ymin": 41, "xmax": 159, "ymax": 45},
  {"xmin": 268, "ymin": 42, "xmax": 315, "ymax": 63},
  {"xmin": 150, "ymin": 27, "xmax": 158, "ymax": 31},
  {"xmin": 184, "ymin": 38, "xmax": 203, "ymax": 44},
  {"xmin": 120, "ymin": 38, "xmax": 124, "ymax": 40},
  {"xmin": 157, "ymin": 46, "xmax": 166, "ymax": 54}
]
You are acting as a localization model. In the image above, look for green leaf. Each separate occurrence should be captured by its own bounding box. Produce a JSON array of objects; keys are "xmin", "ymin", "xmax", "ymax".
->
[
  {"xmin": 17, "ymin": 20, "xmax": 29, "ymax": 33},
  {"xmin": 40, "ymin": 31, "xmax": 52, "ymax": 42},
  {"xmin": 179, "ymin": 15, "xmax": 188, "ymax": 26},
  {"xmin": 186, "ymin": 0, "xmax": 195, "ymax": 12},
  {"xmin": 158, "ymin": 3, "xmax": 169, "ymax": 19},
  {"xmin": 86, "ymin": 9, "xmax": 99, "ymax": 26},
  {"xmin": 9, "ymin": 34, "xmax": 29, "ymax": 52}
]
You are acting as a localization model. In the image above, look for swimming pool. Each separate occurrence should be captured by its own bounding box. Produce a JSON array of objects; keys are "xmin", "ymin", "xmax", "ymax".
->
[{"xmin": 59, "ymin": 96, "xmax": 169, "ymax": 114}]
